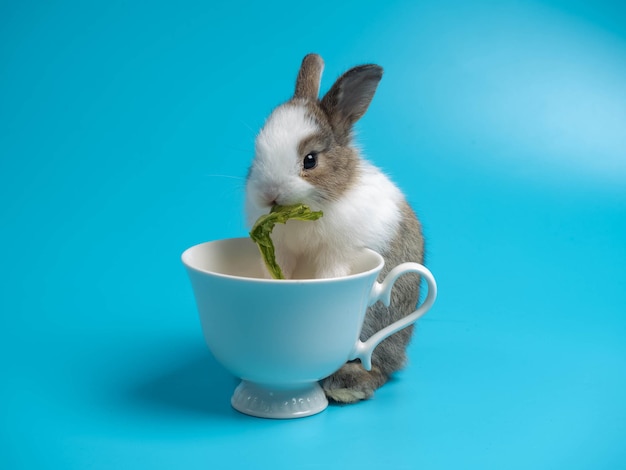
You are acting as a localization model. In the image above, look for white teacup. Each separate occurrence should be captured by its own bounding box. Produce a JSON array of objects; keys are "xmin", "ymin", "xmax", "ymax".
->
[{"xmin": 182, "ymin": 238, "xmax": 437, "ymax": 419}]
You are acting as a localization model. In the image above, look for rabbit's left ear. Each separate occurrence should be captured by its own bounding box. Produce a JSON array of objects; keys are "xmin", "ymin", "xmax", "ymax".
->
[
  {"xmin": 320, "ymin": 64, "xmax": 383, "ymax": 137},
  {"xmin": 294, "ymin": 54, "xmax": 325, "ymax": 100}
]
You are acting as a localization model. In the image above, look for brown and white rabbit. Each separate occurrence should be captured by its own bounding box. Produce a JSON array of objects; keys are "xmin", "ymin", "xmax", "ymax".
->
[{"xmin": 245, "ymin": 54, "xmax": 425, "ymax": 403}]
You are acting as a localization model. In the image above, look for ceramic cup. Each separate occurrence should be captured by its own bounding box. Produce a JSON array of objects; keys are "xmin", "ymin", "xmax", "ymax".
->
[{"xmin": 182, "ymin": 237, "xmax": 437, "ymax": 419}]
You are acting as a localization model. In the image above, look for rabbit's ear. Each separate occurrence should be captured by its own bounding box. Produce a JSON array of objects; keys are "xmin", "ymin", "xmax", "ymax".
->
[
  {"xmin": 294, "ymin": 54, "xmax": 325, "ymax": 100},
  {"xmin": 320, "ymin": 64, "xmax": 383, "ymax": 138}
]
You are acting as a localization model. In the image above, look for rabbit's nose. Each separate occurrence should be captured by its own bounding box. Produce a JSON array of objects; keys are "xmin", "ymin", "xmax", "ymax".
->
[{"xmin": 262, "ymin": 190, "xmax": 279, "ymax": 207}]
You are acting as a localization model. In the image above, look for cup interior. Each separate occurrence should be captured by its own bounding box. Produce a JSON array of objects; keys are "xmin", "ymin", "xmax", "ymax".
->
[{"xmin": 182, "ymin": 238, "xmax": 383, "ymax": 281}]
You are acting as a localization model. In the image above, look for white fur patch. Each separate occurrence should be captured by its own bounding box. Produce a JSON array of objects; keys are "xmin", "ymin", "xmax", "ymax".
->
[
  {"xmin": 245, "ymin": 104, "xmax": 318, "ymax": 226},
  {"xmin": 328, "ymin": 160, "xmax": 404, "ymax": 254}
]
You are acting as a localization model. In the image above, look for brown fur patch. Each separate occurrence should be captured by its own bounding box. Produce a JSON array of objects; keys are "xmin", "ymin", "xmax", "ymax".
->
[
  {"xmin": 288, "ymin": 101, "xmax": 360, "ymax": 202},
  {"xmin": 285, "ymin": 56, "xmax": 384, "ymax": 202},
  {"xmin": 294, "ymin": 54, "xmax": 324, "ymax": 100}
]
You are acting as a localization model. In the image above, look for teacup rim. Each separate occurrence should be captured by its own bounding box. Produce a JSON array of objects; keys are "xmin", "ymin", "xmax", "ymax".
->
[{"xmin": 181, "ymin": 237, "xmax": 385, "ymax": 284}]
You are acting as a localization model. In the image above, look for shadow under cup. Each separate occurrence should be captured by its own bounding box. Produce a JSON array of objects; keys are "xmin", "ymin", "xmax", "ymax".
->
[{"xmin": 182, "ymin": 237, "xmax": 432, "ymax": 419}]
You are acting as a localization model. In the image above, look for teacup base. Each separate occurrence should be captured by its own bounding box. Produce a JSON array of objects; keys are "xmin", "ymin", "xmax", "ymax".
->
[{"xmin": 231, "ymin": 380, "xmax": 329, "ymax": 419}]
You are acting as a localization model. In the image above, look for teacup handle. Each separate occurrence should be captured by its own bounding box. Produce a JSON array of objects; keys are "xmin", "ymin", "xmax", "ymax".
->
[{"xmin": 350, "ymin": 263, "xmax": 437, "ymax": 370}]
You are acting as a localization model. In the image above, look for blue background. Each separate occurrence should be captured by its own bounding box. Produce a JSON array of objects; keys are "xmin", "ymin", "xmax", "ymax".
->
[{"xmin": 1, "ymin": 0, "xmax": 625, "ymax": 468}]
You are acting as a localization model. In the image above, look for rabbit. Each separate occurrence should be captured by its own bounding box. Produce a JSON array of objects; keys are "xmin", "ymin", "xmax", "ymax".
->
[{"xmin": 245, "ymin": 53, "xmax": 425, "ymax": 403}]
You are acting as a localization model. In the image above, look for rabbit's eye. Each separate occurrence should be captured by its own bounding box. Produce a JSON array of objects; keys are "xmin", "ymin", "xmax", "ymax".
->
[{"xmin": 303, "ymin": 152, "xmax": 318, "ymax": 170}]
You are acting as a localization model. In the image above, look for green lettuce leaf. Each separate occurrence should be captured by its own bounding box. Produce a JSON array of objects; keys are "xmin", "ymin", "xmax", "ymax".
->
[{"xmin": 249, "ymin": 203, "xmax": 323, "ymax": 279}]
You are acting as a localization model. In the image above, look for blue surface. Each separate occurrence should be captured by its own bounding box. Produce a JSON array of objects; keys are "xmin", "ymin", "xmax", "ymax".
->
[{"xmin": 1, "ymin": 0, "xmax": 625, "ymax": 468}]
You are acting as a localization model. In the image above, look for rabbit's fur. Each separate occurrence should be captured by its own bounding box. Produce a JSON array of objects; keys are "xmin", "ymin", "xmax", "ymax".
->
[{"xmin": 245, "ymin": 54, "xmax": 424, "ymax": 403}]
